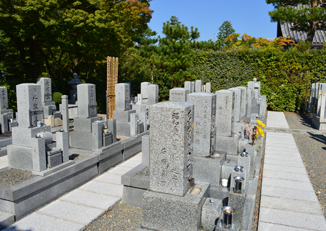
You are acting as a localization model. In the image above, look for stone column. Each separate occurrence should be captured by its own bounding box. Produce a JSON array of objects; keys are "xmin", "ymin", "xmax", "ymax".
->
[{"xmin": 61, "ymin": 95, "xmax": 69, "ymax": 133}]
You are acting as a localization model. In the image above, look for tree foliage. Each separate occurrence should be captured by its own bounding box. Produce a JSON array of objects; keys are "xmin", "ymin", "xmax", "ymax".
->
[
  {"xmin": 121, "ymin": 16, "xmax": 200, "ymax": 99},
  {"xmin": 217, "ymin": 21, "xmax": 235, "ymax": 48},
  {"xmin": 0, "ymin": 0, "xmax": 152, "ymax": 84},
  {"xmin": 266, "ymin": 0, "xmax": 326, "ymax": 42}
]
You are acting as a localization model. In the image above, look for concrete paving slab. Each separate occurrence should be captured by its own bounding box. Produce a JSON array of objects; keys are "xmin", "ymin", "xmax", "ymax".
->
[
  {"xmin": 263, "ymin": 158, "xmax": 305, "ymax": 168},
  {"xmin": 261, "ymin": 195, "xmax": 323, "ymax": 215},
  {"xmin": 129, "ymin": 153, "xmax": 142, "ymax": 162},
  {"xmin": 265, "ymin": 146, "xmax": 299, "ymax": 153},
  {"xmin": 119, "ymin": 160, "xmax": 141, "ymax": 168},
  {"xmin": 258, "ymin": 221, "xmax": 312, "ymax": 231},
  {"xmin": 0, "ymin": 155, "xmax": 8, "ymax": 166},
  {"xmin": 95, "ymin": 172, "xmax": 122, "ymax": 185},
  {"xmin": 60, "ymin": 189, "xmax": 120, "ymax": 210},
  {"xmin": 265, "ymin": 143, "xmax": 298, "ymax": 148},
  {"xmin": 263, "ymin": 170, "xmax": 310, "ymax": 182},
  {"xmin": 259, "ymin": 207, "xmax": 326, "ymax": 230},
  {"xmin": 108, "ymin": 166, "xmax": 133, "ymax": 175},
  {"xmin": 80, "ymin": 181, "xmax": 123, "ymax": 197},
  {"xmin": 38, "ymin": 200, "xmax": 105, "ymax": 225},
  {"xmin": 262, "ymin": 178, "xmax": 314, "ymax": 191},
  {"xmin": 264, "ymin": 155, "xmax": 303, "ymax": 162},
  {"xmin": 266, "ymin": 133, "xmax": 293, "ymax": 138},
  {"xmin": 9, "ymin": 212, "xmax": 84, "ymax": 231},
  {"xmin": 264, "ymin": 150, "xmax": 301, "ymax": 156},
  {"xmin": 261, "ymin": 185, "xmax": 318, "ymax": 202},
  {"xmin": 263, "ymin": 163, "xmax": 307, "ymax": 174}
]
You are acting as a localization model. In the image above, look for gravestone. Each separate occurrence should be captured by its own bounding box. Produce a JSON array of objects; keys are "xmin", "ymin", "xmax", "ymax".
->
[
  {"xmin": 236, "ymin": 86, "xmax": 247, "ymax": 118},
  {"xmin": 149, "ymin": 101, "xmax": 194, "ymax": 195},
  {"xmin": 141, "ymin": 101, "xmax": 210, "ymax": 231},
  {"xmin": 16, "ymin": 84, "xmax": 43, "ymax": 127},
  {"xmin": 195, "ymin": 80, "xmax": 202, "ymax": 92},
  {"xmin": 147, "ymin": 84, "xmax": 159, "ymax": 106},
  {"xmin": 141, "ymin": 82, "xmax": 151, "ymax": 99},
  {"xmin": 215, "ymin": 90, "xmax": 233, "ymax": 137},
  {"xmin": 77, "ymin": 84, "xmax": 97, "ymax": 118},
  {"xmin": 0, "ymin": 86, "xmax": 13, "ymax": 133},
  {"xmin": 142, "ymin": 135, "xmax": 150, "ymax": 166},
  {"xmin": 70, "ymin": 83, "xmax": 109, "ymax": 149},
  {"xmin": 228, "ymin": 88, "xmax": 241, "ymax": 122},
  {"xmin": 184, "ymin": 81, "xmax": 193, "ymax": 93},
  {"xmin": 130, "ymin": 113, "xmax": 139, "ymax": 137},
  {"xmin": 36, "ymin": 77, "xmax": 56, "ymax": 119},
  {"xmin": 187, "ymin": 92, "xmax": 216, "ymax": 156},
  {"xmin": 8, "ymin": 84, "xmax": 69, "ymax": 172},
  {"xmin": 205, "ymin": 82, "xmax": 211, "ymax": 93},
  {"xmin": 113, "ymin": 83, "xmax": 136, "ymax": 136},
  {"xmin": 170, "ymin": 88, "xmax": 189, "ymax": 102},
  {"xmin": 115, "ymin": 83, "xmax": 131, "ymax": 111},
  {"xmin": 259, "ymin": 95, "xmax": 267, "ymax": 118},
  {"xmin": 246, "ymin": 88, "xmax": 252, "ymax": 116},
  {"xmin": 215, "ymin": 90, "xmax": 240, "ymax": 156}
]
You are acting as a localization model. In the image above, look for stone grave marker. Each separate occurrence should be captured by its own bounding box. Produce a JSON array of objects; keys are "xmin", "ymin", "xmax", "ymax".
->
[
  {"xmin": 149, "ymin": 101, "xmax": 194, "ymax": 196},
  {"xmin": 169, "ymin": 88, "xmax": 189, "ymax": 102},
  {"xmin": 187, "ymin": 92, "xmax": 216, "ymax": 156}
]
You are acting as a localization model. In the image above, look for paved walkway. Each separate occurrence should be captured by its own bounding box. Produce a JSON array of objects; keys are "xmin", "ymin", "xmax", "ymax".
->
[
  {"xmin": 259, "ymin": 111, "xmax": 326, "ymax": 230},
  {"xmin": 2, "ymin": 153, "xmax": 142, "ymax": 231}
]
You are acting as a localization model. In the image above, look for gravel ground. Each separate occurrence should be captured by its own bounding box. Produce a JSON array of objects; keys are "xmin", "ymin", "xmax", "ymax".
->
[
  {"xmin": 0, "ymin": 168, "xmax": 36, "ymax": 185},
  {"xmin": 284, "ymin": 112, "xmax": 326, "ymax": 218},
  {"xmin": 85, "ymin": 201, "xmax": 142, "ymax": 231}
]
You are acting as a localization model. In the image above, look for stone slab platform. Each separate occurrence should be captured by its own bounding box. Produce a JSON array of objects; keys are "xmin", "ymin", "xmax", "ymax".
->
[
  {"xmin": 258, "ymin": 111, "xmax": 326, "ymax": 230},
  {"xmin": 3, "ymin": 153, "xmax": 143, "ymax": 231}
]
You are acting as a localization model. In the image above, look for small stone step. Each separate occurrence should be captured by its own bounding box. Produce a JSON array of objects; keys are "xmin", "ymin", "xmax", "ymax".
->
[
  {"xmin": 0, "ymin": 211, "xmax": 15, "ymax": 230},
  {"xmin": 0, "ymin": 146, "xmax": 7, "ymax": 157}
]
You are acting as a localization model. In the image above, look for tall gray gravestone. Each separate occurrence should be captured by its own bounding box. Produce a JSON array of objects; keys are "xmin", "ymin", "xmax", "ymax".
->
[
  {"xmin": 187, "ymin": 92, "xmax": 226, "ymax": 194},
  {"xmin": 16, "ymin": 84, "xmax": 43, "ymax": 127},
  {"xmin": 71, "ymin": 83, "xmax": 108, "ymax": 149},
  {"xmin": 187, "ymin": 92, "xmax": 216, "ymax": 156},
  {"xmin": 215, "ymin": 90, "xmax": 233, "ymax": 136},
  {"xmin": 77, "ymin": 84, "xmax": 97, "ymax": 118},
  {"xmin": 0, "ymin": 86, "xmax": 13, "ymax": 133},
  {"xmin": 141, "ymin": 101, "xmax": 210, "ymax": 231},
  {"xmin": 184, "ymin": 81, "xmax": 193, "ymax": 93},
  {"xmin": 147, "ymin": 84, "xmax": 159, "ymax": 106},
  {"xmin": 149, "ymin": 101, "xmax": 194, "ymax": 196},
  {"xmin": 36, "ymin": 77, "xmax": 56, "ymax": 119},
  {"xmin": 195, "ymin": 80, "xmax": 202, "ymax": 92},
  {"xmin": 246, "ymin": 88, "xmax": 252, "ymax": 116},
  {"xmin": 9, "ymin": 84, "xmax": 69, "ymax": 171},
  {"xmin": 236, "ymin": 86, "xmax": 247, "ymax": 118},
  {"xmin": 205, "ymin": 83, "xmax": 211, "ymax": 93},
  {"xmin": 228, "ymin": 88, "xmax": 241, "ymax": 122},
  {"xmin": 170, "ymin": 88, "xmax": 189, "ymax": 102},
  {"xmin": 113, "ymin": 83, "xmax": 136, "ymax": 136},
  {"xmin": 141, "ymin": 82, "xmax": 151, "ymax": 100},
  {"xmin": 115, "ymin": 83, "xmax": 131, "ymax": 111},
  {"xmin": 215, "ymin": 89, "xmax": 240, "ymax": 156}
]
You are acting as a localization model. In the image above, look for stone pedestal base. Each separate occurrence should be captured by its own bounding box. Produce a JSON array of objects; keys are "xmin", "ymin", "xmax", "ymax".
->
[
  {"xmin": 228, "ymin": 191, "xmax": 246, "ymax": 228},
  {"xmin": 193, "ymin": 152, "xmax": 226, "ymax": 187},
  {"xmin": 141, "ymin": 181, "xmax": 210, "ymax": 231},
  {"xmin": 216, "ymin": 134, "xmax": 240, "ymax": 155}
]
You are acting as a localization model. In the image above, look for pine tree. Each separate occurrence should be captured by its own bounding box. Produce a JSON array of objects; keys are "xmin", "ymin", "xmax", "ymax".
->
[
  {"xmin": 217, "ymin": 21, "xmax": 235, "ymax": 48},
  {"xmin": 266, "ymin": 0, "xmax": 326, "ymax": 43},
  {"xmin": 154, "ymin": 16, "xmax": 200, "ymax": 89}
]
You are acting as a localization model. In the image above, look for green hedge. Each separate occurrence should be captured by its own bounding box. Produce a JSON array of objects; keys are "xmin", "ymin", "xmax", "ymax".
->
[{"xmin": 192, "ymin": 47, "xmax": 326, "ymax": 112}]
